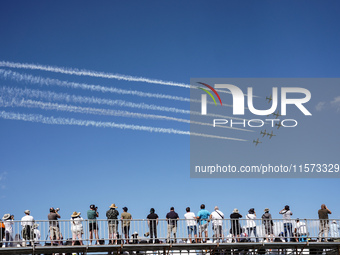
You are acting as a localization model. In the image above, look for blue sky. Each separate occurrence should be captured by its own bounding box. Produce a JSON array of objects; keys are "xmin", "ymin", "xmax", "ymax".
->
[{"xmin": 0, "ymin": 0, "xmax": 340, "ymax": 223}]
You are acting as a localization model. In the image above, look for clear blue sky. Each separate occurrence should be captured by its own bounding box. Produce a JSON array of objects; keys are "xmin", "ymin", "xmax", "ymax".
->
[{"xmin": 0, "ymin": 0, "xmax": 339, "ymax": 223}]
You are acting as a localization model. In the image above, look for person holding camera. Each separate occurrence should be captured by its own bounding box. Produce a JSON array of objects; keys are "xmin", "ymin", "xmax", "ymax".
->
[
  {"xmin": 279, "ymin": 205, "xmax": 293, "ymax": 242},
  {"xmin": 87, "ymin": 204, "xmax": 99, "ymax": 245},
  {"xmin": 318, "ymin": 204, "xmax": 332, "ymax": 242},
  {"xmin": 48, "ymin": 207, "xmax": 61, "ymax": 245}
]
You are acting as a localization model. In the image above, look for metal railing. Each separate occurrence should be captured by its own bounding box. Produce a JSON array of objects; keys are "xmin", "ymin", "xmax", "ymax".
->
[{"xmin": 1, "ymin": 218, "xmax": 340, "ymax": 248}]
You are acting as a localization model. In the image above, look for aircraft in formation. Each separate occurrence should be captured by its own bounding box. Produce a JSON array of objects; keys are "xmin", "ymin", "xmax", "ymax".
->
[
  {"xmin": 267, "ymin": 130, "xmax": 276, "ymax": 139},
  {"xmin": 253, "ymin": 138, "xmax": 262, "ymax": 146},
  {"xmin": 260, "ymin": 129, "xmax": 268, "ymax": 137},
  {"xmin": 266, "ymin": 95, "xmax": 272, "ymax": 103},
  {"xmin": 275, "ymin": 122, "xmax": 283, "ymax": 129}
]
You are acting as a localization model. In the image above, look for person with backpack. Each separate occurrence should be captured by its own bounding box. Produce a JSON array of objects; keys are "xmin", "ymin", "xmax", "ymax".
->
[
  {"xmin": 262, "ymin": 208, "xmax": 274, "ymax": 242},
  {"xmin": 106, "ymin": 203, "xmax": 119, "ymax": 244}
]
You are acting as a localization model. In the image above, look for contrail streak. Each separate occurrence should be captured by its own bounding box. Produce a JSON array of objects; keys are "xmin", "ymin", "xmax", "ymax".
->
[
  {"xmin": 0, "ymin": 97, "xmax": 252, "ymax": 133},
  {"xmin": 0, "ymin": 86, "xmax": 247, "ymax": 121},
  {"xmin": 0, "ymin": 61, "xmax": 192, "ymax": 88},
  {"xmin": 0, "ymin": 69, "xmax": 234, "ymax": 107},
  {"xmin": 0, "ymin": 111, "xmax": 247, "ymax": 141},
  {"xmin": 0, "ymin": 61, "xmax": 241, "ymax": 95}
]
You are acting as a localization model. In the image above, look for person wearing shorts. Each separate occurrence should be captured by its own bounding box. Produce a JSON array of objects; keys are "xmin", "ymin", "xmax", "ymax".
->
[
  {"xmin": 48, "ymin": 208, "xmax": 61, "ymax": 245},
  {"xmin": 87, "ymin": 204, "xmax": 99, "ymax": 245},
  {"xmin": 106, "ymin": 204, "xmax": 119, "ymax": 244},
  {"xmin": 196, "ymin": 204, "xmax": 210, "ymax": 243},
  {"xmin": 184, "ymin": 207, "xmax": 197, "ymax": 243}
]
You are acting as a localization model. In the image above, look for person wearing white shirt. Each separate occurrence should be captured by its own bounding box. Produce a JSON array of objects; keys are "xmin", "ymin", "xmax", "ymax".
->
[
  {"xmin": 246, "ymin": 208, "xmax": 259, "ymax": 242},
  {"xmin": 21, "ymin": 210, "xmax": 34, "ymax": 246},
  {"xmin": 70, "ymin": 211, "xmax": 84, "ymax": 245},
  {"xmin": 294, "ymin": 219, "xmax": 307, "ymax": 242},
  {"xmin": 2, "ymin": 214, "xmax": 14, "ymax": 247},
  {"xmin": 184, "ymin": 207, "xmax": 197, "ymax": 243},
  {"xmin": 210, "ymin": 206, "xmax": 224, "ymax": 242}
]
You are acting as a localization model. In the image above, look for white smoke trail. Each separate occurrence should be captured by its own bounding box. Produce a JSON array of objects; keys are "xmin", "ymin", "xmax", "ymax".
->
[
  {"xmin": 0, "ymin": 69, "xmax": 237, "ymax": 107},
  {"xmin": 0, "ymin": 68, "xmax": 192, "ymax": 102},
  {"xmin": 0, "ymin": 61, "xmax": 192, "ymax": 88},
  {"xmin": 0, "ymin": 61, "xmax": 242, "ymax": 95},
  {"xmin": 0, "ymin": 97, "xmax": 252, "ymax": 133},
  {"xmin": 0, "ymin": 86, "xmax": 246, "ymax": 120},
  {"xmin": 0, "ymin": 110, "xmax": 247, "ymax": 141}
]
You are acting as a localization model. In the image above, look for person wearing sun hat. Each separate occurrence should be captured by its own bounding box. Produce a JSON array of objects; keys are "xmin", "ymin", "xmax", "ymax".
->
[
  {"xmin": 106, "ymin": 203, "xmax": 119, "ymax": 244},
  {"xmin": 70, "ymin": 211, "xmax": 84, "ymax": 245},
  {"xmin": 2, "ymin": 214, "xmax": 13, "ymax": 247},
  {"xmin": 262, "ymin": 208, "xmax": 274, "ymax": 242}
]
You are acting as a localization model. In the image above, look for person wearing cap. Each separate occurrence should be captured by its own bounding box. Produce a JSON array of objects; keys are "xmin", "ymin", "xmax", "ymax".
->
[
  {"xmin": 48, "ymin": 207, "xmax": 61, "ymax": 245},
  {"xmin": 87, "ymin": 204, "xmax": 99, "ymax": 245},
  {"xmin": 230, "ymin": 208, "xmax": 242, "ymax": 242},
  {"xmin": 21, "ymin": 210, "xmax": 34, "ymax": 246},
  {"xmin": 70, "ymin": 212, "xmax": 84, "ymax": 245},
  {"xmin": 262, "ymin": 208, "xmax": 274, "ymax": 242},
  {"xmin": 246, "ymin": 208, "xmax": 259, "ymax": 242},
  {"xmin": 147, "ymin": 208, "xmax": 159, "ymax": 243},
  {"xmin": 106, "ymin": 204, "xmax": 119, "ymax": 244},
  {"xmin": 294, "ymin": 219, "xmax": 307, "ymax": 242},
  {"xmin": 318, "ymin": 204, "xmax": 332, "ymax": 242},
  {"xmin": 210, "ymin": 206, "xmax": 224, "ymax": 243},
  {"xmin": 279, "ymin": 205, "xmax": 293, "ymax": 242},
  {"xmin": 196, "ymin": 204, "xmax": 210, "ymax": 243},
  {"xmin": 2, "ymin": 214, "xmax": 13, "ymax": 247},
  {"xmin": 121, "ymin": 207, "xmax": 132, "ymax": 244}
]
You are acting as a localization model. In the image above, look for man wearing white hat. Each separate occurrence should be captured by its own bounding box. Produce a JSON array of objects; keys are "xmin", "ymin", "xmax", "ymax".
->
[
  {"xmin": 21, "ymin": 210, "xmax": 34, "ymax": 246},
  {"xmin": 2, "ymin": 214, "xmax": 13, "ymax": 247}
]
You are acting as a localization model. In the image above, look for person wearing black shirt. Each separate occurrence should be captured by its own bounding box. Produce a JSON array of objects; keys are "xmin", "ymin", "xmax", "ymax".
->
[{"xmin": 166, "ymin": 207, "xmax": 179, "ymax": 243}]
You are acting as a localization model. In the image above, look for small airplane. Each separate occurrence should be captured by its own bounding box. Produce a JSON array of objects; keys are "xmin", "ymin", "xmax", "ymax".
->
[
  {"xmin": 260, "ymin": 130, "xmax": 268, "ymax": 137},
  {"xmin": 272, "ymin": 110, "xmax": 281, "ymax": 119},
  {"xmin": 267, "ymin": 131, "xmax": 276, "ymax": 139},
  {"xmin": 266, "ymin": 95, "xmax": 272, "ymax": 103},
  {"xmin": 275, "ymin": 122, "xmax": 283, "ymax": 129},
  {"xmin": 253, "ymin": 138, "xmax": 262, "ymax": 146}
]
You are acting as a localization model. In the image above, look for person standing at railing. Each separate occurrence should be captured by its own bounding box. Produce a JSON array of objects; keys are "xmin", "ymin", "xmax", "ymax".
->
[
  {"xmin": 48, "ymin": 207, "xmax": 61, "ymax": 245},
  {"xmin": 294, "ymin": 219, "xmax": 307, "ymax": 242},
  {"xmin": 2, "ymin": 214, "xmax": 13, "ymax": 247},
  {"xmin": 196, "ymin": 204, "xmax": 210, "ymax": 243},
  {"xmin": 33, "ymin": 223, "xmax": 41, "ymax": 246},
  {"xmin": 230, "ymin": 209, "xmax": 242, "ymax": 242},
  {"xmin": 21, "ymin": 210, "xmax": 34, "ymax": 247},
  {"xmin": 106, "ymin": 204, "xmax": 119, "ymax": 245},
  {"xmin": 318, "ymin": 204, "xmax": 332, "ymax": 242},
  {"xmin": 329, "ymin": 220, "xmax": 339, "ymax": 240},
  {"xmin": 0, "ymin": 219, "xmax": 5, "ymax": 247},
  {"xmin": 245, "ymin": 208, "xmax": 259, "ymax": 242},
  {"xmin": 279, "ymin": 205, "xmax": 293, "ymax": 242},
  {"xmin": 70, "ymin": 212, "xmax": 84, "ymax": 246},
  {"xmin": 88, "ymin": 204, "xmax": 100, "ymax": 245},
  {"xmin": 184, "ymin": 207, "xmax": 197, "ymax": 243},
  {"xmin": 262, "ymin": 208, "xmax": 274, "ymax": 242},
  {"xmin": 210, "ymin": 206, "xmax": 224, "ymax": 243},
  {"xmin": 121, "ymin": 207, "xmax": 132, "ymax": 244},
  {"xmin": 166, "ymin": 207, "xmax": 179, "ymax": 243},
  {"xmin": 147, "ymin": 208, "xmax": 158, "ymax": 243}
]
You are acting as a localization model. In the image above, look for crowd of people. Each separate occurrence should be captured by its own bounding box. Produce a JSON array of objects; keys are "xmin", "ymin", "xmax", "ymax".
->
[{"xmin": 0, "ymin": 203, "xmax": 338, "ymax": 247}]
